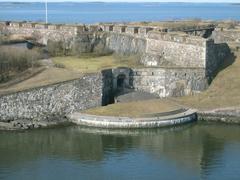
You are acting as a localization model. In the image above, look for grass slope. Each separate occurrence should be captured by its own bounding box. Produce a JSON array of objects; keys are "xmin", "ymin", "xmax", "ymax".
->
[
  {"xmin": 52, "ymin": 55, "xmax": 142, "ymax": 73},
  {"xmin": 0, "ymin": 67, "xmax": 83, "ymax": 95},
  {"xmin": 84, "ymin": 99, "xmax": 181, "ymax": 117},
  {"xmin": 174, "ymin": 51, "xmax": 240, "ymax": 110}
]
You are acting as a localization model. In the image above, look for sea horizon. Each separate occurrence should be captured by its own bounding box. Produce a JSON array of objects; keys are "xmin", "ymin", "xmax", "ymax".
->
[{"xmin": 0, "ymin": 2, "xmax": 239, "ymax": 24}]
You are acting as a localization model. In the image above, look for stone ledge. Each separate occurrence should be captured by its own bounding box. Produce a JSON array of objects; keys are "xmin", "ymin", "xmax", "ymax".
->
[
  {"xmin": 67, "ymin": 109, "xmax": 197, "ymax": 129},
  {"xmin": 197, "ymin": 107, "xmax": 240, "ymax": 124}
]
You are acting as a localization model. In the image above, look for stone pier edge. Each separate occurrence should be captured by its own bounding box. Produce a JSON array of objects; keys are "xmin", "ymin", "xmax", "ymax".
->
[{"xmin": 67, "ymin": 109, "xmax": 197, "ymax": 128}]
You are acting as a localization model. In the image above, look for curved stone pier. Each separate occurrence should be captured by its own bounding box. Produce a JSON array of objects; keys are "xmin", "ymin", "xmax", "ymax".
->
[{"xmin": 67, "ymin": 109, "xmax": 197, "ymax": 129}]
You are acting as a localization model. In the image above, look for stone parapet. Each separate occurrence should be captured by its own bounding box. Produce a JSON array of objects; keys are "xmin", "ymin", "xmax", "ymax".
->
[
  {"xmin": 139, "ymin": 27, "xmax": 154, "ymax": 36},
  {"xmin": 103, "ymin": 24, "xmax": 114, "ymax": 32},
  {"xmin": 126, "ymin": 26, "xmax": 140, "ymax": 35},
  {"xmin": 113, "ymin": 25, "xmax": 127, "ymax": 33},
  {"xmin": 147, "ymin": 31, "xmax": 208, "ymax": 46},
  {"xmin": 21, "ymin": 22, "xmax": 36, "ymax": 28},
  {"xmin": 35, "ymin": 23, "xmax": 48, "ymax": 29},
  {"xmin": 9, "ymin": 21, "xmax": 23, "ymax": 28}
]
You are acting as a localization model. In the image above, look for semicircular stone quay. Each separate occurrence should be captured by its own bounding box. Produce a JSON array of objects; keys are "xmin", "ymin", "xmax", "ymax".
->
[{"xmin": 67, "ymin": 109, "xmax": 197, "ymax": 129}]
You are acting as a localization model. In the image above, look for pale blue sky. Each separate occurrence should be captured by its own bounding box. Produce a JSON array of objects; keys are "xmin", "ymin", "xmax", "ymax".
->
[{"xmin": 0, "ymin": 0, "xmax": 240, "ymax": 2}]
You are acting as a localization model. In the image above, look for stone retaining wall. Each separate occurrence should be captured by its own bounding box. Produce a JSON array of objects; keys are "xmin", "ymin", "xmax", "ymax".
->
[
  {"xmin": 0, "ymin": 73, "xmax": 103, "ymax": 122},
  {"xmin": 131, "ymin": 68, "xmax": 207, "ymax": 97},
  {"xmin": 105, "ymin": 32, "xmax": 146, "ymax": 55}
]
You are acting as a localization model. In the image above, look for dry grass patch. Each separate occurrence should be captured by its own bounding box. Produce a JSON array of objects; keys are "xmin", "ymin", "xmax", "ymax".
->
[
  {"xmin": 84, "ymin": 99, "xmax": 181, "ymax": 117},
  {"xmin": 173, "ymin": 51, "xmax": 240, "ymax": 110},
  {"xmin": 0, "ymin": 67, "xmax": 83, "ymax": 95},
  {"xmin": 52, "ymin": 55, "xmax": 142, "ymax": 73},
  {"xmin": 130, "ymin": 20, "xmax": 213, "ymax": 29}
]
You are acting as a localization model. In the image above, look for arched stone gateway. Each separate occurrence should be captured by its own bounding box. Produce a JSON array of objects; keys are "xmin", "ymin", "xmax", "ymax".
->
[{"xmin": 112, "ymin": 67, "xmax": 132, "ymax": 93}]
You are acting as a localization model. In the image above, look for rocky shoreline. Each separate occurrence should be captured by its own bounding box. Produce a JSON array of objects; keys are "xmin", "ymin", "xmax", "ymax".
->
[
  {"xmin": 1, "ymin": 107, "xmax": 240, "ymax": 130},
  {"xmin": 198, "ymin": 107, "xmax": 240, "ymax": 124},
  {"xmin": 0, "ymin": 118, "xmax": 70, "ymax": 130}
]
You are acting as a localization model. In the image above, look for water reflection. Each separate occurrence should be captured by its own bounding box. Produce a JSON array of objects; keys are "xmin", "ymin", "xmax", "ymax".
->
[{"xmin": 0, "ymin": 122, "xmax": 240, "ymax": 179}]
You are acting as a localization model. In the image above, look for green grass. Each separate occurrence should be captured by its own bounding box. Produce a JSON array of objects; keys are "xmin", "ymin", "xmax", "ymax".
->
[{"xmin": 52, "ymin": 55, "xmax": 142, "ymax": 73}]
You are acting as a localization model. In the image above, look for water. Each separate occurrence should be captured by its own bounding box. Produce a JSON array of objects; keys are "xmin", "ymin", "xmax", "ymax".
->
[
  {"xmin": 0, "ymin": 2, "xmax": 240, "ymax": 24},
  {"xmin": 1, "ymin": 122, "xmax": 240, "ymax": 179}
]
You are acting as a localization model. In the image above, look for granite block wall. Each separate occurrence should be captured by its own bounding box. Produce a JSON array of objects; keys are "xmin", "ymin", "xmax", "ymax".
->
[
  {"xmin": 0, "ymin": 73, "xmax": 103, "ymax": 122},
  {"xmin": 130, "ymin": 68, "xmax": 207, "ymax": 97},
  {"xmin": 212, "ymin": 28, "xmax": 240, "ymax": 44},
  {"xmin": 105, "ymin": 32, "xmax": 147, "ymax": 55},
  {"xmin": 143, "ymin": 32, "xmax": 207, "ymax": 68}
]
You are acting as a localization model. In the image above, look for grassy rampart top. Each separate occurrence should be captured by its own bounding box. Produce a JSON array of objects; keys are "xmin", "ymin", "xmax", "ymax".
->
[
  {"xmin": 52, "ymin": 54, "xmax": 143, "ymax": 73},
  {"xmin": 84, "ymin": 99, "xmax": 181, "ymax": 118}
]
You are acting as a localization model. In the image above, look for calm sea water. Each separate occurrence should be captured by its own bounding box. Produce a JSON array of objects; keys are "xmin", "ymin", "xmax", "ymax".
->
[
  {"xmin": 0, "ymin": 2, "xmax": 240, "ymax": 24},
  {"xmin": 0, "ymin": 122, "xmax": 240, "ymax": 180}
]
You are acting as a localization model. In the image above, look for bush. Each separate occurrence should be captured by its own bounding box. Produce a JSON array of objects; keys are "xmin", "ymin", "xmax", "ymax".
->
[
  {"xmin": 0, "ymin": 46, "xmax": 42, "ymax": 82},
  {"xmin": 46, "ymin": 40, "xmax": 71, "ymax": 57},
  {"xmin": 72, "ymin": 33, "xmax": 113, "ymax": 58}
]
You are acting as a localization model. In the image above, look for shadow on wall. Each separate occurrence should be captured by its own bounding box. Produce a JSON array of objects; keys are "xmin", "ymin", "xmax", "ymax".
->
[{"xmin": 209, "ymin": 45, "xmax": 236, "ymax": 83}]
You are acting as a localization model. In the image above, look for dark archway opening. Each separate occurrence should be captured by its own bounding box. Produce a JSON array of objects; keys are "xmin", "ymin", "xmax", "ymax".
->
[{"xmin": 117, "ymin": 74, "xmax": 126, "ymax": 90}]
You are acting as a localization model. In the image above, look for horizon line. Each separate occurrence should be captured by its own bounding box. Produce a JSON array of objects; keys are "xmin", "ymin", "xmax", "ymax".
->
[{"xmin": 1, "ymin": 1, "xmax": 240, "ymax": 3}]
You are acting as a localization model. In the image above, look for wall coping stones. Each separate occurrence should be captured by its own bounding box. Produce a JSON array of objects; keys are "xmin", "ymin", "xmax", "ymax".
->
[
  {"xmin": 67, "ymin": 109, "xmax": 197, "ymax": 128},
  {"xmin": 147, "ymin": 31, "xmax": 208, "ymax": 46},
  {"xmin": 215, "ymin": 27, "xmax": 240, "ymax": 32},
  {"xmin": 3, "ymin": 21, "xmax": 215, "ymax": 42}
]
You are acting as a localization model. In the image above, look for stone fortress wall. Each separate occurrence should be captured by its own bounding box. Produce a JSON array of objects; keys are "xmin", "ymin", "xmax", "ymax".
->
[
  {"xmin": 0, "ymin": 73, "xmax": 105, "ymax": 123},
  {"xmin": 0, "ymin": 20, "xmax": 234, "ymax": 124},
  {"xmin": 102, "ymin": 24, "xmax": 229, "ymax": 76},
  {"xmin": 101, "ymin": 24, "xmax": 229, "ymax": 96},
  {"xmin": 0, "ymin": 21, "xmax": 231, "ymax": 98},
  {"xmin": 212, "ymin": 26, "xmax": 240, "ymax": 44}
]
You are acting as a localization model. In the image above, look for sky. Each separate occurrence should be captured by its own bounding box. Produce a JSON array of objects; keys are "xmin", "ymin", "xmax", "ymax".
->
[{"xmin": 0, "ymin": 0, "xmax": 240, "ymax": 2}]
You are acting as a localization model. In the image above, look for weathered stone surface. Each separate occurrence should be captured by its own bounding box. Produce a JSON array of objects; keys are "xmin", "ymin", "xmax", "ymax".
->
[
  {"xmin": 105, "ymin": 32, "xmax": 146, "ymax": 55},
  {"xmin": 68, "ymin": 109, "xmax": 197, "ymax": 129},
  {"xmin": 131, "ymin": 68, "xmax": 208, "ymax": 97},
  {"xmin": 144, "ymin": 34, "xmax": 206, "ymax": 68},
  {"xmin": 0, "ymin": 74, "xmax": 103, "ymax": 122},
  {"xmin": 206, "ymin": 41, "xmax": 231, "ymax": 77},
  {"xmin": 212, "ymin": 28, "xmax": 240, "ymax": 44},
  {"xmin": 198, "ymin": 107, "xmax": 240, "ymax": 124}
]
